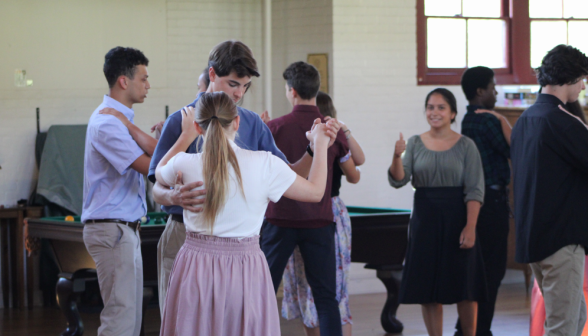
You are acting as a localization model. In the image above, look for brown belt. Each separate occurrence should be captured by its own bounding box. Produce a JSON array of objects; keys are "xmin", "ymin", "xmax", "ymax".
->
[
  {"xmin": 85, "ymin": 219, "xmax": 141, "ymax": 232},
  {"xmin": 171, "ymin": 214, "xmax": 184, "ymax": 223}
]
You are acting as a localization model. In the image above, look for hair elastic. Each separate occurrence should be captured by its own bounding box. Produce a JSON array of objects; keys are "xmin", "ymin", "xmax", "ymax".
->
[{"xmin": 210, "ymin": 116, "xmax": 218, "ymax": 120}]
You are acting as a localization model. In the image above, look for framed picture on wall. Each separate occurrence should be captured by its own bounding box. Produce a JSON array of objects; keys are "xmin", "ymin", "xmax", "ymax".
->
[{"xmin": 307, "ymin": 53, "xmax": 329, "ymax": 94}]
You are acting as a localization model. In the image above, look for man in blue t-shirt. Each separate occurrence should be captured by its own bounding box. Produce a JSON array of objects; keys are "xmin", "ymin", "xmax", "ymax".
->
[{"xmin": 149, "ymin": 40, "xmax": 337, "ymax": 315}]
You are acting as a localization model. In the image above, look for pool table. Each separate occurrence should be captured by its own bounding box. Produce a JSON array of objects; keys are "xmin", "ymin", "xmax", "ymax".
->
[
  {"xmin": 26, "ymin": 207, "xmax": 410, "ymax": 335},
  {"xmin": 347, "ymin": 206, "xmax": 410, "ymax": 334},
  {"xmin": 25, "ymin": 212, "xmax": 168, "ymax": 336}
]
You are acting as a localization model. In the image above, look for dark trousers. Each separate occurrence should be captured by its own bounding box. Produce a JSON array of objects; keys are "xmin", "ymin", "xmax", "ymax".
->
[
  {"xmin": 455, "ymin": 188, "xmax": 509, "ymax": 336},
  {"xmin": 260, "ymin": 221, "xmax": 342, "ymax": 336}
]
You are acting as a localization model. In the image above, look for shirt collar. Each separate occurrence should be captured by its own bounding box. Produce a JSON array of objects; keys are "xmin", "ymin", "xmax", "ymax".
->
[
  {"xmin": 466, "ymin": 105, "xmax": 485, "ymax": 114},
  {"xmin": 536, "ymin": 93, "xmax": 565, "ymax": 106},
  {"xmin": 228, "ymin": 139, "xmax": 239, "ymax": 150},
  {"xmin": 292, "ymin": 104, "xmax": 320, "ymax": 114},
  {"xmin": 103, "ymin": 95, "xmax": 135, "ymax": 121}
]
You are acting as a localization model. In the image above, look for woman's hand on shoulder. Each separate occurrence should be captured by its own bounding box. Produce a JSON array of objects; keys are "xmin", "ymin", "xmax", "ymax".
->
[
  {"xmin": 324, "ymin": 116, "xmax": 347, "ymax": 132},
  {"xmin": 180, "ymin": 106, "xmax": 200, "ymax": 142},
  {"xmin": 99, "ymin": 108, "xmax": 129, "ymax": 126},
  {"xmin": 475, "ymin": 109, "xmax": 503, "ymax": 120}
]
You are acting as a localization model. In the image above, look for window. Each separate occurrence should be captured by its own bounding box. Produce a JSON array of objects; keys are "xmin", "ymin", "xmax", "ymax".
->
[
  {"xmin": 417, "ymin": 0, "xmax": 588, "ymax": 85},
  {"xmin": 529, "ymin": 0, "xmax": 588, "ymax": 68}
]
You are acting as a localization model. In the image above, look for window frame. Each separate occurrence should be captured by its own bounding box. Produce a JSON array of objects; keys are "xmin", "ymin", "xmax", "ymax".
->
[{"xmin": 417, "ymin": 0, "xmax": 536, "ymax": 85}]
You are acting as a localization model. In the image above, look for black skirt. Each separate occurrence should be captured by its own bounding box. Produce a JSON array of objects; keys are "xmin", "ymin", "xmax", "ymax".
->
[{"xmin": 399, "ymin": 187, "xmax": 488, "ymax": 304}]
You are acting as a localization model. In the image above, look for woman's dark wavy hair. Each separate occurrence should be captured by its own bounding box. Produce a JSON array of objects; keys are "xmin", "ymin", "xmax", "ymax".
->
[
  {"xmin": 536, "ymin": 45, "xmax": 588, "ymax": 86},
  {"xmin": 425, "ymin": 88, "xmax": 458, "ymax": 124}
]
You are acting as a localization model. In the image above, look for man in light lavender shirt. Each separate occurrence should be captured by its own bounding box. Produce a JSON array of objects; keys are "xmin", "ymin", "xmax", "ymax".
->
[{"xmin": 82, "ymin": 47, "xmax": 152, "ymax": 336}]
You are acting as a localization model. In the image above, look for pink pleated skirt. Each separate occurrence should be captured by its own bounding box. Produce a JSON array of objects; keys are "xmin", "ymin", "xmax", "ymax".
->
[{"xmin": 160, "ymin": 232, "xmax": 281, "ymax": 336}]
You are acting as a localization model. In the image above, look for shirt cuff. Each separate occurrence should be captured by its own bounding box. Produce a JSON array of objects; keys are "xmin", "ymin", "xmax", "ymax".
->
[{"xmin": 340, "ymin": 151, "xmax": 351, "ymax": 163}]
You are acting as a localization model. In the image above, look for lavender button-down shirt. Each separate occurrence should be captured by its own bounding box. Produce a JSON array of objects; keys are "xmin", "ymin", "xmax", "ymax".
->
[{"xmin": 81, "ymin": 95, "xmax": 147, "ymax": 223}]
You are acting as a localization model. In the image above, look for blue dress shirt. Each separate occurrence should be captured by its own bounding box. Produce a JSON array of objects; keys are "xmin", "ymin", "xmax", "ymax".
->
[
  {"xmin": 81, "ymin": 95, "xmax": 147, "ymax": 222},
  {"xmin": 149, "ymin": 92, "xmax": 288, "ymax": 215}
]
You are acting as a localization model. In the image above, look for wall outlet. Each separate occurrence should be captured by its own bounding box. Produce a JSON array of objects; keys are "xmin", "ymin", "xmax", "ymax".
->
[{"xmin": 14, "ymin": 69, "xmax": 26, "ymax": 87}]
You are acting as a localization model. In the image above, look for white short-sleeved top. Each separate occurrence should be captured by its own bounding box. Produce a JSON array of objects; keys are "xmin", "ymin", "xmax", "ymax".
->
[{"xmin": 159, "ymin": 140, "xmax": 296, "ymax": 237}]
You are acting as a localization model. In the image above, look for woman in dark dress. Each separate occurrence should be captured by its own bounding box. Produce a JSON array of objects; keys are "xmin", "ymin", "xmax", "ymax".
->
[{"xmin": 388, "ymin": 88, "xmax": 487, "ymax": 336}]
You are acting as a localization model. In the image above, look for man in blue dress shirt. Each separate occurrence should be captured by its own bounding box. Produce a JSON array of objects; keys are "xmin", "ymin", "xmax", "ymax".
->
[
  {"xmin": 149, "ymin": 40, "xmax": 337, "ymax": 315},
  {"xmin": 82, "ymin": 47, "xmax": 152, "ymax": 336}
]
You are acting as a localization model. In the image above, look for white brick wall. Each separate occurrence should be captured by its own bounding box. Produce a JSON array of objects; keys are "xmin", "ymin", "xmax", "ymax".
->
[
  {"xmin": 0, "ymin": 0, "xmax": 264, "ymax": 207},
  {"xmin": 333, "ymin": 0, "xmax": 467, "ymax": 211},
  {"xmin": 271, "ymin": 0, "xmax": 333, "ymax": 117}
]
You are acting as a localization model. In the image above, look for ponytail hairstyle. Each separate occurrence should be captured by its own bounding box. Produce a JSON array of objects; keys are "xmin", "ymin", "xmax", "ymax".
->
[{"xmin": 195, "ymin": 92, "xmax": 244, "ymax": 232}]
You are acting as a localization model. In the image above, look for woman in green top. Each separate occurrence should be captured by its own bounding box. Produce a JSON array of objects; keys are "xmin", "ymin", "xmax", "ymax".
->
[{"xmin": 388, "ymin": 88, "xmax": 487, "ymax": 336}]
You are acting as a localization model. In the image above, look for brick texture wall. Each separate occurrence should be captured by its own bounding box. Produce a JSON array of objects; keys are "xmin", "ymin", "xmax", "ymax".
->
[
  {"xmin": 0, "ymin": 0, "xmax": 264, "ymax": 207},
  {"xmin": 271, "ymin": 0, "xmax": 333, "ymax": 118}
]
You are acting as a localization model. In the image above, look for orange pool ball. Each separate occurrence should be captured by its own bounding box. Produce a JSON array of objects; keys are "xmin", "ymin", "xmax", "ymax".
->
[{"xmin": 65, "ymin": 215, "xmax": 75, "ymax": 222}]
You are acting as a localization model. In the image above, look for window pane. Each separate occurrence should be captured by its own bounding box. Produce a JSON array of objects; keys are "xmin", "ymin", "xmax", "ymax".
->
[
  {"xmin": 427, "ymin": 18, "xmax": 466, "ymax": 68},
  {"xmin": 564, "ymin": 0, "xmax": 588, "ymax": 18},
  {"xmin": 568, "ymin": 21, "xmax": 588, "ymax": 56},
  {"xmin": 530, "ymin": 0, "xmax": 563, "ymax": 18},
  {"xmin": 468, "ymin": 20, "xmax": 507, "ymax": 68},
  {"xmin": 425, "ymin": 0, "xmax": 461, "ymax": 17},
  {"xmin": 463, "ymin": 0, "xmax": 501, "ymax": 18},
  {"xmin": 530, "ymin": 21, "xmax": 568, "ymax": 68}
]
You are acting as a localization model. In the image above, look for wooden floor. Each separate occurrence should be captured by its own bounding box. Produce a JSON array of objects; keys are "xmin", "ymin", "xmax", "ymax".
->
[{"xmin": 1, "ymin": 282, "xmax": 530, "ymax": 336}]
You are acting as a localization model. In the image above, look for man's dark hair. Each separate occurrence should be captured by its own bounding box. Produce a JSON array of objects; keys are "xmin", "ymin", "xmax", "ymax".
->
[
  {"xmin": 461, "ymin": 66, "xmax": 495, "ymax": 101},
  {"xmin": 103, "ymin": 47, "xmax": 149, "ymax": 88},
  {"xmin": 536, "ymin": 44, "xmax": 588, "ymax": 86},
  {"xmin": 282, "ymin": 61, "xmax": 321, "ymax": 100},
  {"xmin": 208, "ymin": 40, "xmax": 260, "ymax": 78},
  {"xmin": 201, "ymin": 67, "xmax": 210, "ymax": 87},
  {"xmin": 425, "ymin": 88, "xmax": 458, "ymax": 124}
]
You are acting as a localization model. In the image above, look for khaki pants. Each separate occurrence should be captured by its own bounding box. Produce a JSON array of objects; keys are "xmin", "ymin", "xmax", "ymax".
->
[
  {"xmin": 83, "ymin": 222, "xmax": 143, "ymax": 336},
  {"xmin": 531, "ymin": 244, "xmax": 587, "ymax": 336},
  {"xmin": 157, "ymin": 217, "xmax": 186, "ymax": 316}
]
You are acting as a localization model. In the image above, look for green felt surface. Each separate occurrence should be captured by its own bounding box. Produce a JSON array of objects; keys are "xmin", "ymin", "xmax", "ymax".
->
[
  {"xmin": 40, "ymin": 207, "xmax": 410, "ymax": 224},
  {"xmin": 40, "ymin": 212, "xmax": 169, "ymax": 225},
  {"xmin": 346, "ymin": 206, "xmax": 410, "ymax": 216}
]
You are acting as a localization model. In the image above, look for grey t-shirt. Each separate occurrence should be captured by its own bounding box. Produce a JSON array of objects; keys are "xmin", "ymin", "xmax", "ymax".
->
[{"xmin": 388, "ymin": 135, "xmax": 484, "ymax": 203}]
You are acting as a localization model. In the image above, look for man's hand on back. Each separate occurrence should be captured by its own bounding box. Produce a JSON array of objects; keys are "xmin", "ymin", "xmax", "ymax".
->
[{"xmin": 171, "ymin": 171, "xmax": 206, "ymax": 213}]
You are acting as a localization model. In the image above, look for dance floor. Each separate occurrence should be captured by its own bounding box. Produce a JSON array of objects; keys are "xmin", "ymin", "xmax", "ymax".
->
[{"xmin": 1, "ymin": 282, "xmax": 530, "ymax": 336}]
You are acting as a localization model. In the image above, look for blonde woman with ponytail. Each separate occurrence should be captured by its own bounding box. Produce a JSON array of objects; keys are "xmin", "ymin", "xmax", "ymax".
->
[{"xmin": 155, "ymin": 92, "xmax": 330, "ymax": 336}]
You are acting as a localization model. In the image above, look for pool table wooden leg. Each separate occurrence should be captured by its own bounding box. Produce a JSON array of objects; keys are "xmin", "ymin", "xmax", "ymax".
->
[
  {"xmin": 376, "ymin": 269, "xmax": 404, "ymax": 334},
  {"xmin": 56, "ymin": 276, "xmax": 84, "ymax": 336}
]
